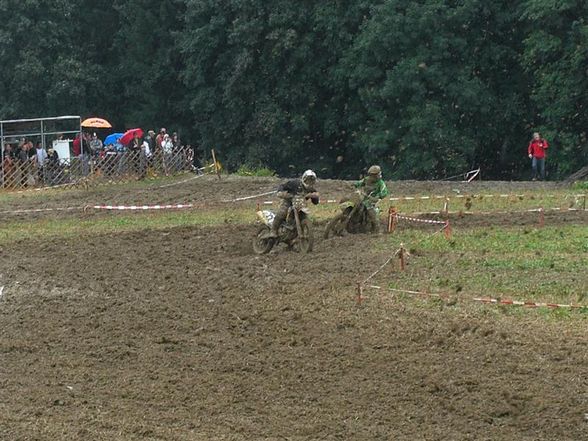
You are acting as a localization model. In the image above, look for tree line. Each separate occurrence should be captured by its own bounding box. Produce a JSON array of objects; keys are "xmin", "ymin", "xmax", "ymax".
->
[{"xmin": 1, "ymin": 0, "xmax": 586, "ymax": 179}]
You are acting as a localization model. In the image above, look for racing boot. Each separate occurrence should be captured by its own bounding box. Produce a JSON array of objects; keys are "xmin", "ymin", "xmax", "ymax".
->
[
  {"xmin": 269, "ymin": 210, "xmax": 287, "ymax": 238},
  {"xmin": 367, "ymin": 208, "xmax": 380, "ymax": 234}
]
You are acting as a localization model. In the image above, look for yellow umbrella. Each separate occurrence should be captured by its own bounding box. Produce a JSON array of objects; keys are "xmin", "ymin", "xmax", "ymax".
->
[{"xmin": 81, "ymin": 117, "xmax": 112, "ymax": 129}]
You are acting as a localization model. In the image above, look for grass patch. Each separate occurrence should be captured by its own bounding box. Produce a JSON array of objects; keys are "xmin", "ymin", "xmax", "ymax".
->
[
  {"xmin": 572, "ymin": 181, "xmax": 588, "ymax": 191},
  {"xmin": 379, "ymin": 224, "xmax": 588, "ymax": 313},
  {"xmin": 389, "ymin": 190, "xmax": 585, "ymax": 214},
  {"xmin": 0, "ymin": 207, "xmax": 258, "ymax": 244}
]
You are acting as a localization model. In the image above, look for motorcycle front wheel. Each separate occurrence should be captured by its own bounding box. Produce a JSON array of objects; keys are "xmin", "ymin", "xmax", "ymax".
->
[
  {"xmin": 296, "ymin": 219, "xmax": 314, "ymax": 253},
  {"xmin": 252, "ymin": 225, "xmax": 275, "ymax": 254}
]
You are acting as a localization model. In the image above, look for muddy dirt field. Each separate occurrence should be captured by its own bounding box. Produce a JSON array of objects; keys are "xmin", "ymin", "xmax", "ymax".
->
[
  {"xmin": 0, "ymin": 174, "xmax": 569, "ymax": 216},
  {"xmin": 0, "ymin": 178, "xmax": 587, "ymax": 440}
]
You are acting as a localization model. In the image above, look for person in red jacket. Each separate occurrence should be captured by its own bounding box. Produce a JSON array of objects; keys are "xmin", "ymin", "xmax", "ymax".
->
[{"xmin": 528, "ymin": 132, "xmax": 549, "ymax": 180}]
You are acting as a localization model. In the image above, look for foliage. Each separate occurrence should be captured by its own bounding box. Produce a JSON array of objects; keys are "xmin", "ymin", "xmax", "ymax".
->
[
  {"xmin": 235, "ymin": 164, "xmax": 276, "ymax": 177},
  {"xmin": 572, "ymin": 181, "xmax": 588, "ymax": 190},
  {"xmin": 0, "ymin": 0, "xmax": 586, "ymax": 179}
]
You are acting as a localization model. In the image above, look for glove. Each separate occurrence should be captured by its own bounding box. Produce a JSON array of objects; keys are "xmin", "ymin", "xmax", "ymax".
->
[
  {"xmin": 528, "ymin": 154, "xmax": 532, "ymax": 159},
  {"xmin": 306, "ymin": 192, "xmax": 320, "ymax": 204}
]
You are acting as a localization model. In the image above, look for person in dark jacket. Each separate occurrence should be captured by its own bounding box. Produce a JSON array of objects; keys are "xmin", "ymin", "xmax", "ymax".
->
[{"xmin": 269, "ymin": 169, "xmax": 319, "ymax": 238}]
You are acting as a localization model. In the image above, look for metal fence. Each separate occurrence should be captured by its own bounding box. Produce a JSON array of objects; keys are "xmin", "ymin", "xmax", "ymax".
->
[{"xmin": 0, "ymin": 147, "xmax": 196, "ymax": 190}]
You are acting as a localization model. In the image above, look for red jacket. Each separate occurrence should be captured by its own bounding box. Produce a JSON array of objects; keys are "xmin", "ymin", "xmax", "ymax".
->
[
  {"xmin": 528, "ymin": 138, "xmax": 548, "ymax": 159},
  {"xmin": 73, "ymin": 137, "xmax": 81, "ymax": 156}
]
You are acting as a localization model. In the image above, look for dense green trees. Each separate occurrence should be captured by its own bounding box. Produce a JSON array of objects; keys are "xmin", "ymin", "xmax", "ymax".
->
[{"xmin": 0, "ymin": 0, "xmax": 586, "ymax": 179}]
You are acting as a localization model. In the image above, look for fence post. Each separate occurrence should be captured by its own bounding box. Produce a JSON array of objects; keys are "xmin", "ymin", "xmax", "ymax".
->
[
  {"xmin": 211, "ymin": 149, "xmax": 221, "ymax": 180},
  {"xmin": 538, "ymin": 207, "xmax": 545, "ymax": 228},
  {"xmin": 356, "ymin": 282, "xmax": 364, "ymax": 304},
  {"xmin": 444, "ymin": 220, "xmax": 452, "ymax": 240},
  {"xmin": 388, "ymin": 206, "xmax": 397, "ymax": 233},
  {"xmin": 398, "ymin": 244, "xmax": 406, "ymax": 271}
]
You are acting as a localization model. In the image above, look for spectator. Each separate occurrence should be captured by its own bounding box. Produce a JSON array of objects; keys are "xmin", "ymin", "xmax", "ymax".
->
[
  {"xmin": 2, "ymin": 144, "xmax": 16, "ymax": 187},
  {"xmin": 73, "ymin": 133, "xmax": 81, "ymax": 157},
  {"xmin": 27, "ymin": 141, "xmax": 37, "ymax": 160},
  {"xmin": 145, "ymin": 130, "xmax": 155, "ymax": 155},
  {"xmin": 17, "ymin": 141, "xmax": 28, "ymax": 163},
  {"xmin": 155, "ymin": 128, "xmax": 166, "ymax": 152},
  {"xmin": 161, "ymin": 133, "xmax": 173, "ymax": 154},
  {"xmin": 35, "ymin": 142, "xmax": 48, "ymax": 184},
  {"xmin": 139, "ymin": 136, "xmax": 152, "ymax": 180},
  {"xmin": 128, "ymin": 133, "xmax": 141, "ymax": 153},
  {"xmin": 89, "ymin": 133, "xmax": 104, "ymax": 157},
  {"xmin": 27, "ymin": 142, "xmax": 37, "ymax": 179},
  {"xmin": 46, "ymin": 147, "xmax": 60, "ymax": 185},
  {"xmin": 47, "ymin": 147, "xmax": 59, "ymax": 164},
  {"xmin": 128, "ymin": 133, "xmax": 142, "ymax": 177},
  {"xmin": 141, "ymin": 136, "xmax": 152, "ymax": 159},
  {"xmin": 18, "ymin": 141, "xmax": 34, "ymax": 187},
  {"xmin": 172, "ymin": 132, "xmax": 181, "ymax": 151},
  {"xmin": 73, "ymin": 132, "xmax": 91, "ymax": 156},
  {"xmin": 161, "ymin": 133, "xmax": 174, "ymax": 175},
  {"xmin": 528, "ymin": 132, "xmax": 549, "ymax": 181}
]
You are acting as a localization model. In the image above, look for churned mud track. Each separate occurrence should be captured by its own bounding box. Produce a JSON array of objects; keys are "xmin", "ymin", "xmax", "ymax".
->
[
  {"xmin": 0, "ymin": 176, "xmax": 567, "ymax": 218},
  {"xmin": 0, "ymin": 223, "xmax": 586, "ymax": 439}
]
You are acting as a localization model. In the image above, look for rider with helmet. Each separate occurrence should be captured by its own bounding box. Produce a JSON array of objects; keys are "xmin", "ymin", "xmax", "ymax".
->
[
  {"xmin": 269, "ymin": 169, "xmax": 320, "ymax": 238},
  {"xmin": 354, "ymin": 165, "xmax": 389, "ymax": 232}
]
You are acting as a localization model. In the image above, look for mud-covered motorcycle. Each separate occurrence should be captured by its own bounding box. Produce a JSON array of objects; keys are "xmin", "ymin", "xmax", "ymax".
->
[
  {"xmin": 324, "ymin": 190, "xmax": 378, "ymax": 238},
  {"xmin": 253, "ymin": 196, "xmax": 314, "ymax": 254}
]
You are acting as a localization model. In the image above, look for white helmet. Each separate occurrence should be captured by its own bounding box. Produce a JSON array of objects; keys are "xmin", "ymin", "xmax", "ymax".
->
[{"xmin": 301, "ymin": 169, "xmax": 317, "ymax": 189}]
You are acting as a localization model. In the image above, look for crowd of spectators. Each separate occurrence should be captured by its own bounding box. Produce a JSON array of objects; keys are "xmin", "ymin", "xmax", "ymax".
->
[
  {"xmin": 2, "ymin": 139, "xmax": 61, "ymax": 187},
  {"xmin": 1, "ymin": 127, "xmax": 202, "ymax": 188}
]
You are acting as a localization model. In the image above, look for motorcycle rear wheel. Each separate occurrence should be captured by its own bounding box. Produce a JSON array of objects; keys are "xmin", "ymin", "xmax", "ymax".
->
[
  {"xmin": 324, "ymin": 212, "xmax": 347, "ymax": 239},
  {"xmin": 252, "ymin": 225, "xmax": 275, "ymax": 254}
]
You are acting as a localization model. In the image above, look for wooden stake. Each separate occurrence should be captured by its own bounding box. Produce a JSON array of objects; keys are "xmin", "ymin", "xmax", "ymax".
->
[
  {"xmin": 388, "ymin": 206, "xmax": 397, "ymax": 233},
  {"xmin": 211, "ymin": 149, "xmax": 221, "ymax": 180},
  {"xmin": 538, "ymin": 207, "xmax": 545, "ymax": 228},
  {"xmin": 356, "ymin": 282, "xmax": 364, "ymax": 304},
  {"xmin": 443, "ymin": 198, "xmax": 449, "ymax": 218},
  {"xmin": 398, "ymin": 244, "xmax": 406, "ymax": 271},
  {"xmin": 444, "ymin": 220, "xmax": 452, "ymax": 240}
]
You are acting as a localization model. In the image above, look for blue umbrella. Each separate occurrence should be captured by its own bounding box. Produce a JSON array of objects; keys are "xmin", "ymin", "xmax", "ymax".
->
[{"xmin": 104, "ymin": 133, "xmax": 124, "ymax": 146}]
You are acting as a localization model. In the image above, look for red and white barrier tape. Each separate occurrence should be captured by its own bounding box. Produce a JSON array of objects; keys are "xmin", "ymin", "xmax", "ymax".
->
[
  {"xmin": 0, "ymin": 206, "xmax": 83, "ymax": 215},
  {"xmin": 365, "ymin": 286, "xmax": 587, "ymax": 310},
  {"xmin": 90, "ymin": 204, "xmax": 194, "ymax": 211},
  {"xmin": 362, "ymin": 227, "xmax": 447, "ymax": 286},
  {"xmin": 395, "ymin": 214, "xmax": 447, "ymax": 225},
  {"xmin": 407, "ymin": 207, "xmax": 587, "ymax": 216},
  {"xmin": 223, "ymin": 191, "xmax": 277, "ymax": 203},
  {"xmin": 472, "ymin": 297, "xmax": 587, "ymax": 310},
  {"xmin": 158, "ymin": 173, "xmax": 205, "ymax": 189},
  {"xmin": 389, "ymin": 193, "xmax": 585, "ymax": 202},
  {"xmin": 466, "ymin": 168, "xmax": 481, "ymax": 182},
  {"xmin": 9, "ymin": 181, "xmax": 81, "ymax": 194},
  {"xmin": 438, "ymin": 168, "xmax": 482, "ymax": 182},
  {"xmin": 259, "ymin": 199, "xmax": 338, "ymax": 205}
]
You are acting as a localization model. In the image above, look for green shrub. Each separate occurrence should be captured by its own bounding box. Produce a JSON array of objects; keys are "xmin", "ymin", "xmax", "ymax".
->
[
  {"xmin": 572, "ymin": 181, "xmax": 588, "ymax": 190},
  {"xmin": 236, "ymin": 164, "xmax": 276, "ymax": 177}
]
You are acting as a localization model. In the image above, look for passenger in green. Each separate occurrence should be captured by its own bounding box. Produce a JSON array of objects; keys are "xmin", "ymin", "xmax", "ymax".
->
[{"xmin": 354, "ymin": 165, "xmax": 389, "ymax": 232}]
